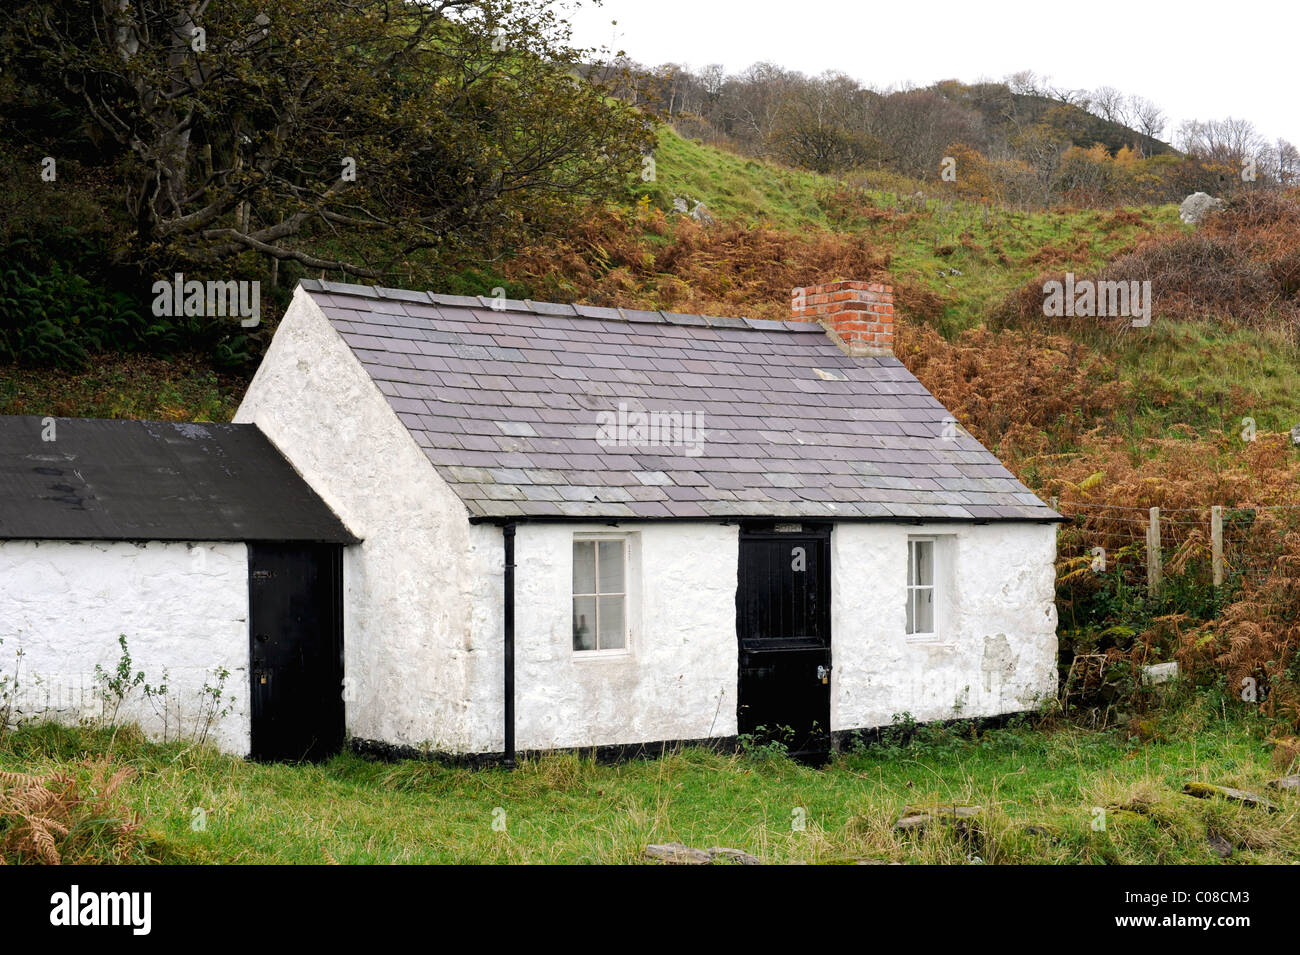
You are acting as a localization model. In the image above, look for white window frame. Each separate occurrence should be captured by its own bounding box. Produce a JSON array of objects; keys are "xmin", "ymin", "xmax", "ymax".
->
[
  {"xmin": 906, "ymin": 536, "xmax": 939, "ymax": 641},
  {"xmin": 572, "ymin": 534, "xmax": 630, "ymax": 656}
]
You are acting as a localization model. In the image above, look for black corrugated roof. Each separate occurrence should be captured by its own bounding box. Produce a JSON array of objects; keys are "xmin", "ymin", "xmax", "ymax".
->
[
  {"xmin": 0, "ymin": 416, "xmax": 357, "ymax": 543},
  {"xmin": 300, "ymin": 279, "xmax": 1060, "ymax": 523}
]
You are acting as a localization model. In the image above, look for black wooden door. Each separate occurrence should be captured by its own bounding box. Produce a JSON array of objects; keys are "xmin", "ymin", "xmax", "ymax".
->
[
  {"xmin": 248, "ymin": 543, "xmax": 344, "ymax": 762},
  {"xmin": 736, "ymin": 524, "xmax": 832, "ymax": 761}
]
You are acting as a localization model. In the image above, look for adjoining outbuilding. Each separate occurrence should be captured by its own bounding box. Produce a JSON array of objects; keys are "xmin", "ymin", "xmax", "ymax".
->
[
  {"xmin": 0, "ymin": 416, "xmax": 356, "ymax": 759},
  {"xmin": 233, "ymin": 278, "xmax": 1062, "ymax": 762}
]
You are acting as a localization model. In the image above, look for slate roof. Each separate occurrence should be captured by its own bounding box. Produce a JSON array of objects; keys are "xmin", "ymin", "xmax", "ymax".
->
[
  {"xmin": 0, "ymin": 416, "xmax": 357, "ymax": 543},
  {"xmin": 300, "ymin": 279, "xmax": 1059, "ymax": 523}
]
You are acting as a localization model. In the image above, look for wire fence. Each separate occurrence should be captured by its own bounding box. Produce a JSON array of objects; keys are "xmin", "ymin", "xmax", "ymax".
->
[{"xmin": 1052, "ymin": 499, "xmax": 1300, "ymax": 592}]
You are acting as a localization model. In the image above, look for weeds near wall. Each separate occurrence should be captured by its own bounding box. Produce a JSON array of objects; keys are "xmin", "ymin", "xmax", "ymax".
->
[
  {"xmin": 738, "ymin": 724, "xmax": 796, "ymax": 761},
  {"xmin": 143, "ymin": 668, "xmax": 170, "ymax": 742},
  {"xmin": 92, "ymin": 634, "xmax": 145, "ymax": 726},
  {"xmin": 85, "ymin": 635, "xmax": 235, "ymax": 749},
  {"xmin": 0, "ymin": 637, "xmax": 23, "ymax": 743},
  {"xmin": 193, "ymin": 667, "xmax": 233, "ymax": 748}
]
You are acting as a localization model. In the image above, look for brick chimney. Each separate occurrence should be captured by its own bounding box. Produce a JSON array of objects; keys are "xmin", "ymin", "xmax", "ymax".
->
[{"xmin": 791, "ymin": 280, "xmax": 894, "ymax": 356}]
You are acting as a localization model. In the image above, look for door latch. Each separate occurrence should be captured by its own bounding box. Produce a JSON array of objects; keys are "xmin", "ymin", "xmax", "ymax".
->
[{"xmin": 817, "ymin": 665, "xmax": 831, "ymax": 685}]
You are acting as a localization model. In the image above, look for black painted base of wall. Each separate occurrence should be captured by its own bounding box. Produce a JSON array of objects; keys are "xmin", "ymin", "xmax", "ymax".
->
[
  {"xmin": 830, "ymin": 710, "xmax": 1025, "ymax": 750},
  {"xmin": 349, "ymin": 734, "xmax": 742, "ymax": 770},
  {"xmin": 348, "ymin": 710, "xmax": 1031, "ymax": 769}
]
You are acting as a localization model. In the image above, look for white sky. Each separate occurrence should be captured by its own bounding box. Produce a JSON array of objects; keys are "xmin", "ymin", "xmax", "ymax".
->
[{"xmin": 568, "ymin": 0, "xmax": 1300, "ymax": 147}]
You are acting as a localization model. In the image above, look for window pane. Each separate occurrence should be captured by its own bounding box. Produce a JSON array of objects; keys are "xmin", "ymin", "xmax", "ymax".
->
[
  {"xmin": 915, "ymin": 586, "xmax": 934, "ymax": 633},
  {"xmin": 597, "ymin": 540, "xmax": 625, "ymax": 594},
  {"xmin": 913, "ymin": 540, "xmax": 933, "ymax": 586},
  {"xmin": 906, "ymin": 587, "xmax": 915, "ymax": 634},
  {"xmin": 573, "ymin": 541, "xmax": 596, "ymax": 594},
  {"xmin": 598, "ymin": 595, "xmax": 626, "ymax": 649},
  {"xmin": 573, "ymin": 596, "xmax": 597, "ymax": 651}
]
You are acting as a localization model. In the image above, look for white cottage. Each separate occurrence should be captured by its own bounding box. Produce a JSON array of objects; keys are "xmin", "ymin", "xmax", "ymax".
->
[{"xmin": 228, "ymin": 278, "xmax": 1061, "ymax": 762}]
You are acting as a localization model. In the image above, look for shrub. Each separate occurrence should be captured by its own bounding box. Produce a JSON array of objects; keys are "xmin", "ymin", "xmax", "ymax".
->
[
  {"xmin": 995, "ymin": 190, "xmax": 1300, "ymax": 342},
  {"xmin": 0, "ymin": 260, "xmax": 145, "ymax": 368},
  {"xmin": 896, "ymin": 322, "xmax": 1125, "ymax": 456},
  {"xmin": 506, "ymin": 209, "xmax": 889, "ymax": 319},
  {"xmin": 0, "ymin": 758, "xmax": 144, "ymax": 864},
  {"xmin": 1099, "ymin": 236, "xmax": 1290, "ymax": 332},
  {"xmin": 1178, "ymin": 509, "xmax": 1300, "ymax": 729}
]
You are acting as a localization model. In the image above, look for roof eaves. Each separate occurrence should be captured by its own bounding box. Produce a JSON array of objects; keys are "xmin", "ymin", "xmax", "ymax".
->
[{"xmin": 466, "ymin": 513, "xmax": 1066, "ymax": 526}]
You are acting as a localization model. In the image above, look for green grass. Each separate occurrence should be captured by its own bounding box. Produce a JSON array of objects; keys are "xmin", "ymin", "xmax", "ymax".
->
[
  {"xmin": 635, "ymin": 126, "xmax": 839, "ymax": 231},
  {"xmin": 3, "ymin": 690, "xmax": 1296, "ymax": 864},
  {"xmin": 891, "ymin": 204, "xmax": 1183, "ymax": 332},
  {"xmin": 1102, "ymin": 321, "xmax": 1300, "ymax": 440}
]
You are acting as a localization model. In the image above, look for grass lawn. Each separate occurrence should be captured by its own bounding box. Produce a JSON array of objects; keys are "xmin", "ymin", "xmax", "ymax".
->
[
  {"xmin": 2, "ymin": 689, "xmax": 1296, "ymax": 864},
  {"xmin": 1102, "ymin": 321, "xmax": 1300, "ymax": 439}
]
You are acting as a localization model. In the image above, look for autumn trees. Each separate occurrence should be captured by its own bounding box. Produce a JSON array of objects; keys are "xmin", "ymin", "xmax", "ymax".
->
[{"xmin": 635, "ymin": 61, "xmax": 1297, "ymax": 207}]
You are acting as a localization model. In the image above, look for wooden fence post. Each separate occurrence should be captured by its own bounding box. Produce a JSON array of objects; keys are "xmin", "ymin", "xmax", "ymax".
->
[
  {"xmin": 1147, "ymin": 506, "xmax": 1162, "ymax": 598},
  {"xmin": 1211, "ymin": 505, "xmax": 1224, "ymax": 588}
]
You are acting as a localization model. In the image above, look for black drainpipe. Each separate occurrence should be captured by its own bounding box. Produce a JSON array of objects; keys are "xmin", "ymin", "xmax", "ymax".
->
[{"xmin": 503, "ymin": 522, "xmax": 517, "ymax": 769}]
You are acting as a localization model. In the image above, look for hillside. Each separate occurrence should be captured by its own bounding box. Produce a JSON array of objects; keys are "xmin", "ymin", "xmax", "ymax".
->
[
  {"xmin": 7, "ymin": 125, "xmax": 1300, "ymax": 471},
  {"xmin": 0, "ymin": 125, "xmax": 1187, "ymax": 415},
  {"xmin": 7, "ymin": 124, "xmax": 1300, "ymax": 465},
  {"xmin": 947, "ymin": 82, "xmax": 1174, "ymax": 158}
]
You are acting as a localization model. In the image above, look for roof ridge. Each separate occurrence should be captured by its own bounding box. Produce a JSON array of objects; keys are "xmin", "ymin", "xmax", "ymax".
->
[{"xmin": 300, "ymin": 279, "xmax": 824, "ymax": 334}]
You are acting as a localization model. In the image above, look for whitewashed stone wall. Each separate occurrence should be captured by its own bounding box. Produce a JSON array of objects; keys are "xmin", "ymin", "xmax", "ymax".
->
[
  {"xmin": 463, "ymin": 522, "xmax": 739, "ymax": 751},
  {"xmin": 463, "ymin": 520, "xmax": 1057, "ymax": 750},
  {"xmin": 0, "ymin": 540, "xmax": 250, "ymax": 752},
  {"xmin": 831, "ymin": 522, "xmax": 1059, "ymax": 731}
]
